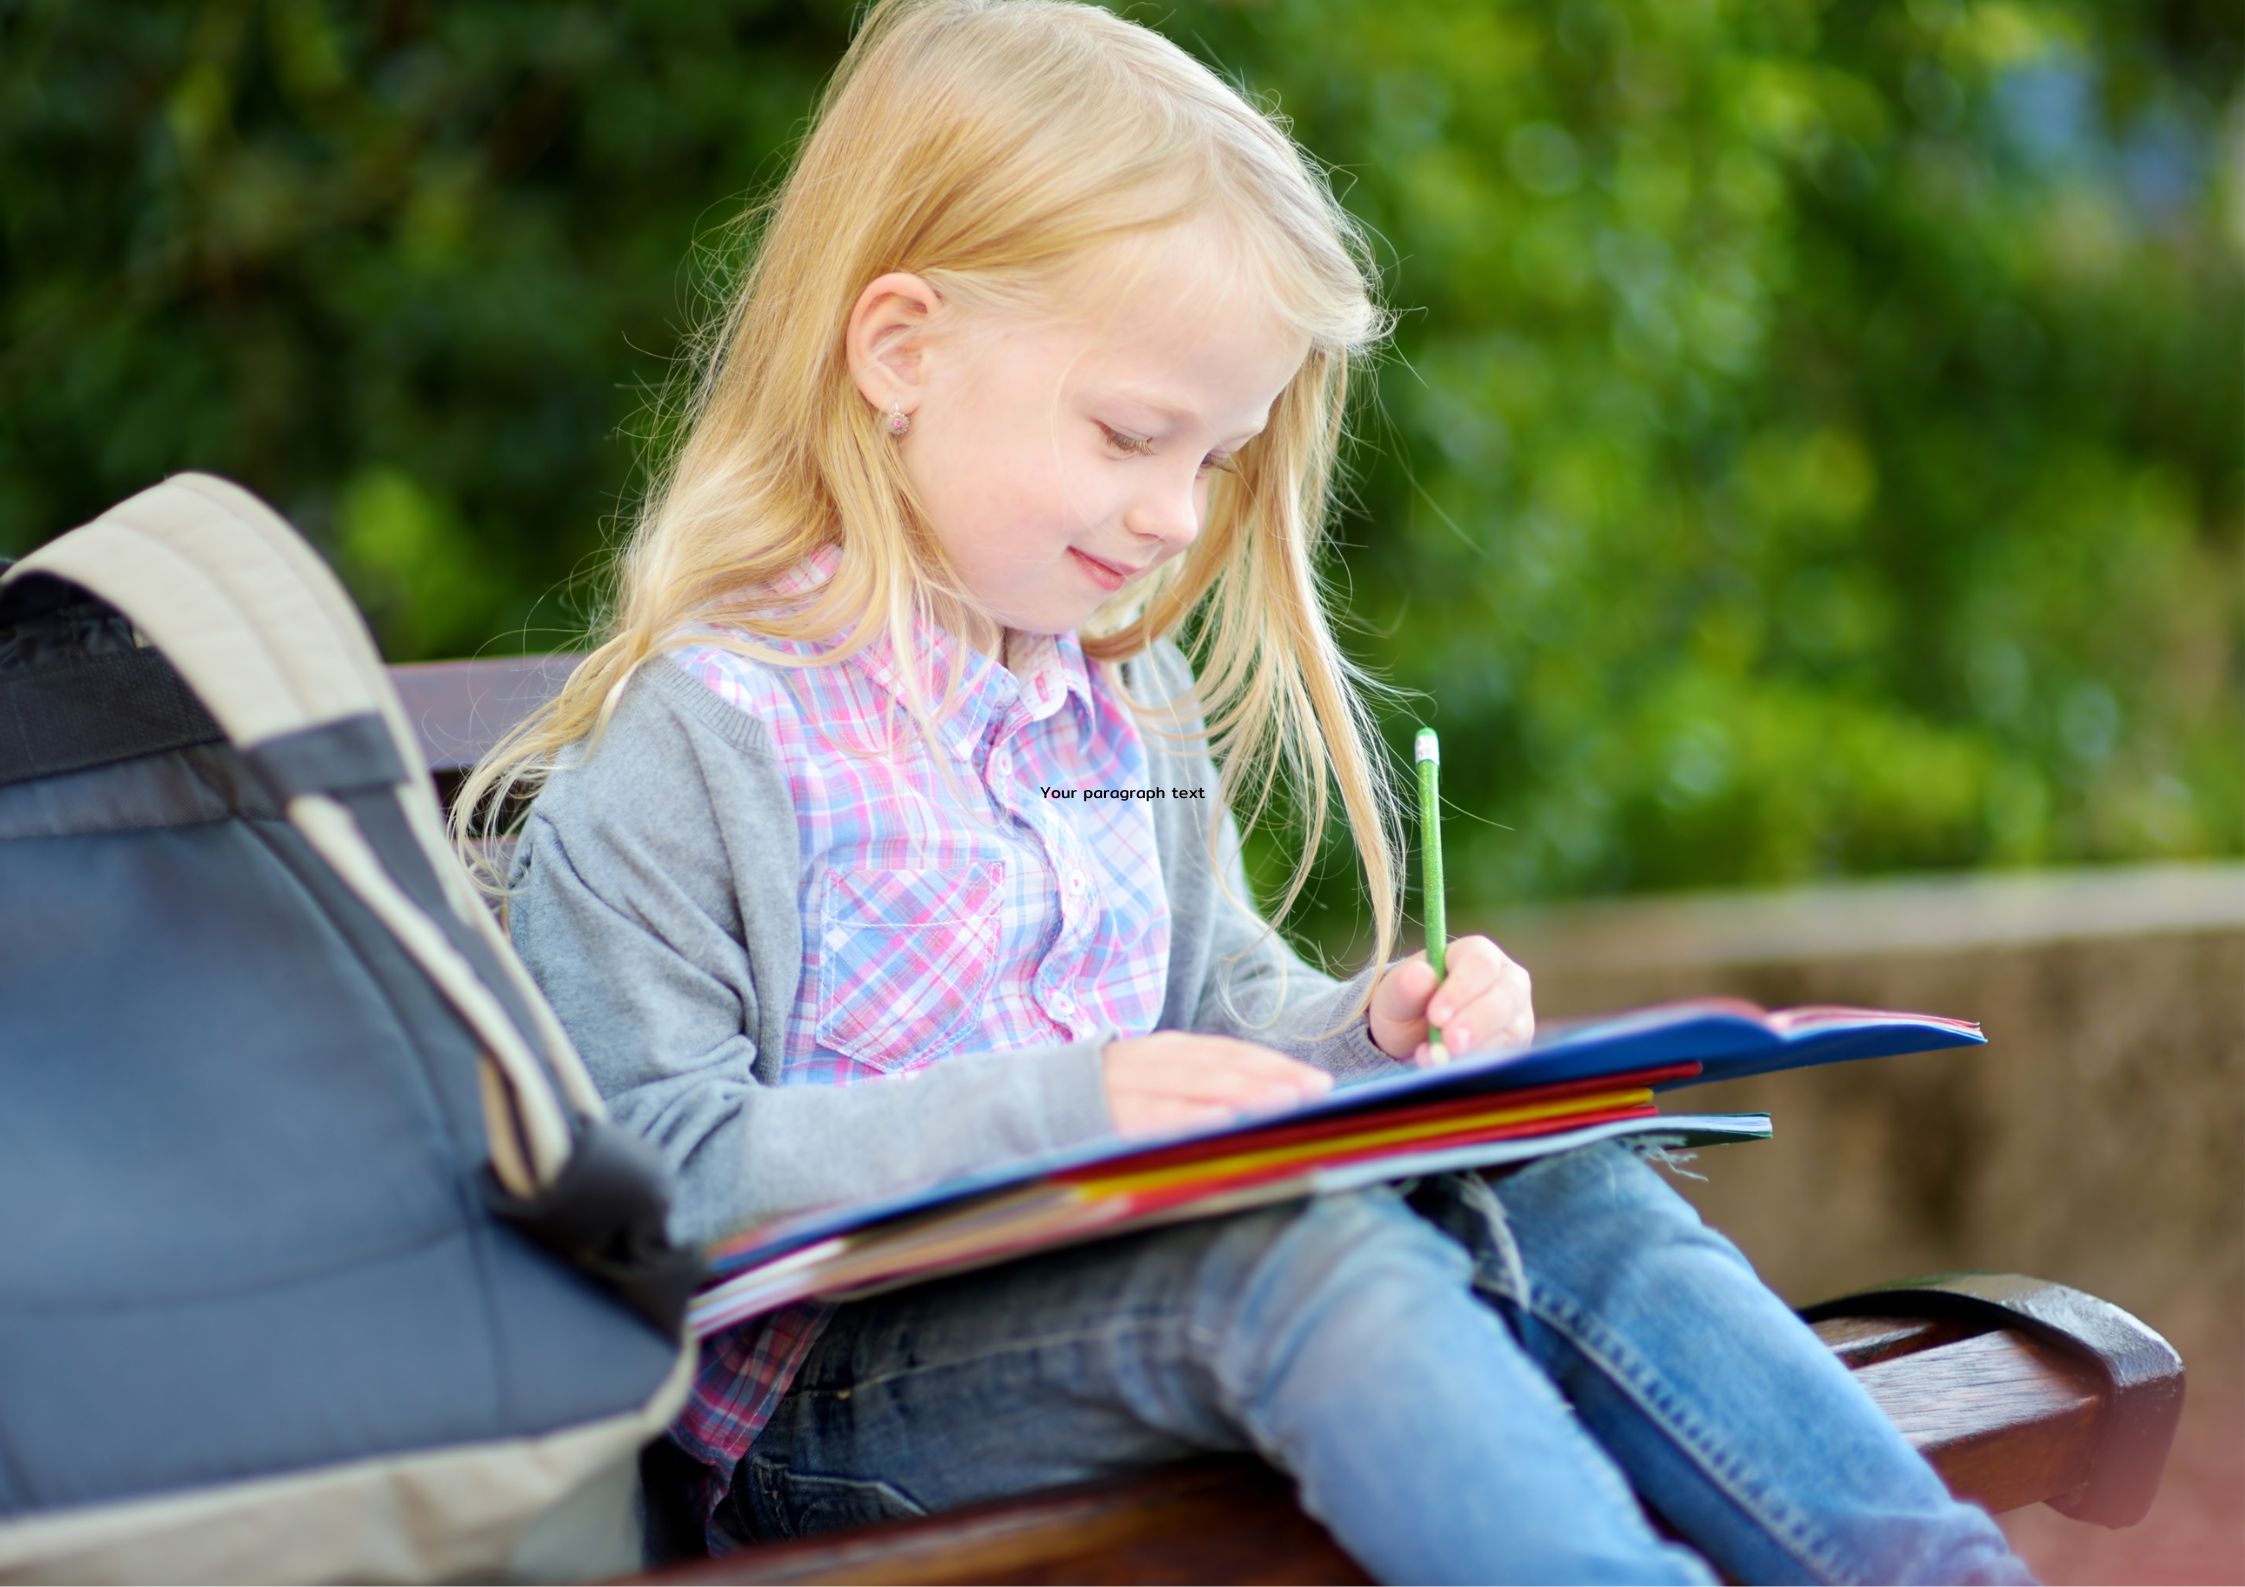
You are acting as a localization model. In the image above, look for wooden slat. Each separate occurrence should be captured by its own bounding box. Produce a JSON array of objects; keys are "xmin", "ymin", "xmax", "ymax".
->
[
  {"xmin": 389, "ymin": 654, "xmax": 576, "ymax": 777},
  {"xmin": 654, "ymin": 1458, "xmax": 1366, "ymax": 1587},
  {"xmin": 1852, "ymin": 1329, "xmax": 2104, "ymax": 1514},
  {"xmin": 1810, "ymin": 1312, "xmax": 1979, "ymax": 1370}
]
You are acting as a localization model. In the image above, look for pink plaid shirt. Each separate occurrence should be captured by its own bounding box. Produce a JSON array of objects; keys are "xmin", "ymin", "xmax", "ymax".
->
[{"xmin": 662, "ymin": 542, "xmax": 1171, "ymax": 1548}]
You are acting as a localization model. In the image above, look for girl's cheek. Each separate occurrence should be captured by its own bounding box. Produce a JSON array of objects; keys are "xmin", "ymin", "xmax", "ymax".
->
[{"xmin": 1057, "ymin": 467, "xmax": 1118, "ymax": 529}]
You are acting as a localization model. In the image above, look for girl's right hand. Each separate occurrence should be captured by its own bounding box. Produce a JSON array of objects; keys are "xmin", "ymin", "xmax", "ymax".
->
[{"xmin": 1098, "ymin": 1031, "xmax": 1335, "ymax": 1140}]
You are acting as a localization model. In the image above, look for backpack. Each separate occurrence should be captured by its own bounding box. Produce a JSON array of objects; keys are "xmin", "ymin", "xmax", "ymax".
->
[{"xmin": 0, "ymin": 473, "xmax": 702, "ymax": 1583}]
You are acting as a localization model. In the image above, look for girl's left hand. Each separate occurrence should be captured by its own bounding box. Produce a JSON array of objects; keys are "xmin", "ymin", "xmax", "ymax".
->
[{"xmin": 1368, "ymin": 936, "xmax": 1534, "ymax": 1068}]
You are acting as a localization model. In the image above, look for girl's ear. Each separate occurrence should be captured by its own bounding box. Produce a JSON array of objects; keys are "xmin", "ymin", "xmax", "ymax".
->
[{"xmin": 848, "ymin": 271, "xmax": 945, "ymax": 417}]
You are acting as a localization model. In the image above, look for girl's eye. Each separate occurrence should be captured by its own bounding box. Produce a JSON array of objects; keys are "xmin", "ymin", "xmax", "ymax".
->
[{"xmin": 1099, "ymin": 423, "xmax": 1239, "ymax": 476}]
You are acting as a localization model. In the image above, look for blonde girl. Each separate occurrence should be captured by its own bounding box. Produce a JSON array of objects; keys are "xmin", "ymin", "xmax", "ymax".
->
[{"xmin": 460, "ymin": 2, "xmax": 2036, "ymax": 1580}]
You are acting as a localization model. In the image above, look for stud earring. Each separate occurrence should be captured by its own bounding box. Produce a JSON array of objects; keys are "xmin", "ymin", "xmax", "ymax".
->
[{"xmin": 885, "ymin": 400, "xmax": 912, "ymax": 437}]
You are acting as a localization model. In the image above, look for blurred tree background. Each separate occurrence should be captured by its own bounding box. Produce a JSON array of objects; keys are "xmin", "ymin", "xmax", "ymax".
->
[{"xmin": 2, "ymin": 0, "xmax": 2237, "ymax": 929}]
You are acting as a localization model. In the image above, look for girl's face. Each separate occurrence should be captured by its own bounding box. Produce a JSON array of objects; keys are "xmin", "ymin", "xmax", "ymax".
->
[{"xmin": 851, "ymin": 221, "xmax": 1309, "ymax": 660}]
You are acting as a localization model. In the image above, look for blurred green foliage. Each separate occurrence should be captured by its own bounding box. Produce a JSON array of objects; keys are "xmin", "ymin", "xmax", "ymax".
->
[{"xmin": 2, "ymin": 0, "xmax": 2237, "ymax": 926}]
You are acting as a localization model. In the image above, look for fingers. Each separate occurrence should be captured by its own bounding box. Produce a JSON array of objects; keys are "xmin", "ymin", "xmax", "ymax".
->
[
  {"xmin": 1100, "ymin": 1034, "xmax": 1335, "ymax": 1138},
  {"xmin": 1138, "ymin": 1040, "xmax": 1331, "ymax": 1106},
  {"xmin": 1417, "ymin": 937, "xmax": 1534, "ymax": 1063},
  {"xmin": 1114, "ymin": 1097, "xmax": 1248, "ymax": 1140},
  {"xmin": 1373, "ymin": 952, "xmax": 1443, "ymax": 1032}
]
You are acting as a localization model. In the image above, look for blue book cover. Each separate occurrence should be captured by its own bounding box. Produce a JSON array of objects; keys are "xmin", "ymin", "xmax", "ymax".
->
[
  {"xmin": 1313, "ymin": 997, "xmax": 1984, "ymax": 1104},
  {"xmin": 701, "ymin": 998, "xmax": 1983, "ymax": 1284}
]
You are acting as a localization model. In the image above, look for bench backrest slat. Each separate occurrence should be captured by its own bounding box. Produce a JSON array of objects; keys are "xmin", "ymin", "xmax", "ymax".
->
[{"xmin": 390, "ymin": 655, "xmax": 579, "ymax": 779}]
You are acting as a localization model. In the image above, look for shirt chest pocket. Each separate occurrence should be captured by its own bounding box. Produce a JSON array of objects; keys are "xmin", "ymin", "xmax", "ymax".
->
[{"xmin": 813, "ymin": 860, "xmax": 1005, "ymax": 1072}]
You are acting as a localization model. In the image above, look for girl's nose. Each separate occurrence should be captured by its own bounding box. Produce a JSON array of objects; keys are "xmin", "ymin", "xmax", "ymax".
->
[{"xmin": 1125, "ymin": 467, "xmax": 1206, "ymax": 558}]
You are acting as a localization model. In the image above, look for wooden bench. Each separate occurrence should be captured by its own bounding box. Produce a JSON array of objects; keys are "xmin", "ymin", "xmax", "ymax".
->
[{"xmin": 393, "ymin": 656, "xmax": 2186, "ymax": 1581}]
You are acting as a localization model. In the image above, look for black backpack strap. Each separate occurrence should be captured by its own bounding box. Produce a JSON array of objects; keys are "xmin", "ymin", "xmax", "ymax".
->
[
  {"xmin": 484, "ymin": 1118, "xmax": 707, "ymax": 1335},
  {"xmin": 0, "ymin": 568, "xmax": 226, "ymax": 788},
  {"xmin": 0, "ymin": 647, "xmax": 225, "ymax": 788}
]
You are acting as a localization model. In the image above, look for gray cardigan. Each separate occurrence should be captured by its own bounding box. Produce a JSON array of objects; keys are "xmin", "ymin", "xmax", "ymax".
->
[{"xmin": 505, "ymin": 636, "xmax": 1402, "ymax": 1248}]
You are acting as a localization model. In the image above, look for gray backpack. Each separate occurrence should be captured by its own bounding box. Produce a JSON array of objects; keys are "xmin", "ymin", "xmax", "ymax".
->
[{"xmin": 0, "ymin": 473, "xmax": 699, "ymax": 1583}]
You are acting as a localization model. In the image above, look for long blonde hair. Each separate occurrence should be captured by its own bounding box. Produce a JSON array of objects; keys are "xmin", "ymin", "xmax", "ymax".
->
[{"xmin": 452, "ymin": 0, "xmax": 1414, "ymax": 1041}]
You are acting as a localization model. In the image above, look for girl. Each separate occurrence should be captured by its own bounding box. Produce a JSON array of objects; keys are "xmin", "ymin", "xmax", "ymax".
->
[{"xmin": 459, "ymin": 2, "xmax": 2036, "ymax": 1581}]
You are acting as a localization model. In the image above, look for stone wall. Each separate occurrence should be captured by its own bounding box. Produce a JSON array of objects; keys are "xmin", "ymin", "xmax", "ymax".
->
[{"xmin": 1488, "ymin": 862, "xmax": 2245, "ymax": 1584}]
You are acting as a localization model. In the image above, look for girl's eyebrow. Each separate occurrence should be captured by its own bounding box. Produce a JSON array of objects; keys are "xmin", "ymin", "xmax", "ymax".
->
[{"xmin": 1101, "ymin": 386, "xmax": 1267, "ymax": 445}]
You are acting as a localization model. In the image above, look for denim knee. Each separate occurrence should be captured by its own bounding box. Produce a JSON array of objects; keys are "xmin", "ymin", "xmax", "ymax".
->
[
  {"xmin": 1490, "ymin": 1140, "xmax": 1769, "ymax": 1274},
  {"xmin": 1185, "ymin": 1184, "xmax": 1482, "ymax": 1413},
  {"xmin": 1540, "ymin": 1135, "xmax": 1746, "ymax": 1228}
]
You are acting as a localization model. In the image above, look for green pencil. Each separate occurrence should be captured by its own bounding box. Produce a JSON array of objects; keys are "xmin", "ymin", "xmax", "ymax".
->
[{"xmin": 1415, "ymin": 727, "xmax": 1448, "ymax": 1064}]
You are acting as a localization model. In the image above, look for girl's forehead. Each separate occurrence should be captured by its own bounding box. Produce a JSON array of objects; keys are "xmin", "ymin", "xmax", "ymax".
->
[
  {"xmin": 1063, "ymin": 293, "xmax": 1307, "ymax": 419},
  {"xmin": 1079, "ymin": 270, "xmax": 1299, "ymax": 363},
  {"xmin": 974, "ymin": 222, "xmax": 1307, "ymax": 415},
  {"xmin": 1062, "ymin": 217, "xmax": 1286, "ymax": 334}
]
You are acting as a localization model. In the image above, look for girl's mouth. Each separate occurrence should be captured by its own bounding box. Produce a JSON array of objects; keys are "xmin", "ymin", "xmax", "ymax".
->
[{"xmin": 1070, "ymin": 548, "xmax": 1127, "ymax": 591}]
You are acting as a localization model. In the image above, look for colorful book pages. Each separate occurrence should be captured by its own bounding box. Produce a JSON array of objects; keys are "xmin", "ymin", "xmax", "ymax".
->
[
  {"xmin": 1053, "ymin": 1061, "xmax": 1704, "ymax": 1185},
  {"xmin": 705, "ymin": 1061, "xmax": 1702, "ymax": 1277},
  {"xmin": 689, "ymin": 1108, "xmax": 1775, "ymax": 1334},
  {"xmin": 689, "ymin": 997, "xmax": 1985, "ymax": 1335},
  {"xmin": 1278, "ymin": 1112, "xmax": 1771, "ymax": 1201},
  {"xmin": 1067, "ymin": 1088, "xmax": 1661, "ymax": 1205},
  {"xmin": 692, "ymin": 1064, "xmax": 1719, "ymax": 1335}
]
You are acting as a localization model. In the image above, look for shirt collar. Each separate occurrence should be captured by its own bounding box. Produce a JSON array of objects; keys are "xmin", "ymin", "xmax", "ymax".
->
[{"xmin": 769, "ymin": 542, "xmax": 1096, "ymax": 761}]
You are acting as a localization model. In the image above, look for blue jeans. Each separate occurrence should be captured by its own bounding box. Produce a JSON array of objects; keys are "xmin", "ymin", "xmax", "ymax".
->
[{"xmin": 726, "ymin": 1140, "xmax": 2036, "ymax": 1584}]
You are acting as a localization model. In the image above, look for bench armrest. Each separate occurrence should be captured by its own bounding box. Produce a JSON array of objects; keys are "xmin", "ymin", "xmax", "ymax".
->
[{"xmin": 1800, "ymin": 1272, "xmax": 2184, "ymax": 1527}]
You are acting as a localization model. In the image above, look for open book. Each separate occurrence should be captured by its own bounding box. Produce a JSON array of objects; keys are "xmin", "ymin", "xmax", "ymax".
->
[{"xmin": 690, "ymin": 998, "xmax": 1985, "ymax": 1337}]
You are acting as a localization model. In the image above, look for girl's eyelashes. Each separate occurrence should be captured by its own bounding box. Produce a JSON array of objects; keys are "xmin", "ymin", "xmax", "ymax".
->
[{"xmin": 1097, "ymin": 422, "xmax": 1240, "ymax": 476}]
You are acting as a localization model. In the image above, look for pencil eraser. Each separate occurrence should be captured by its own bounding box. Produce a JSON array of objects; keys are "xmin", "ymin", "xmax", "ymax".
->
[
  {"xmin": 1415, "ymin": 729, "xmax": 1439, "ymax": 765},
  {"xmin": 1425, "ymin": 1039, "xmax": 1449, "ymax": 1066}
]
